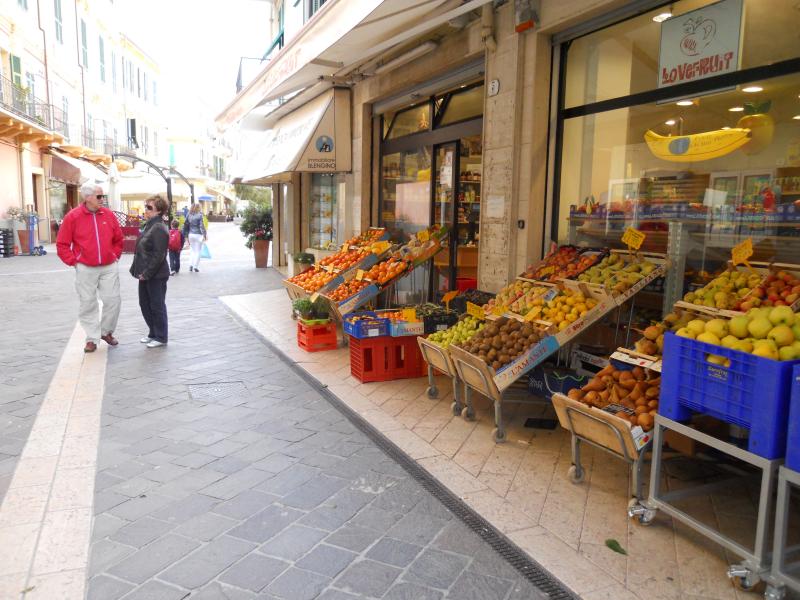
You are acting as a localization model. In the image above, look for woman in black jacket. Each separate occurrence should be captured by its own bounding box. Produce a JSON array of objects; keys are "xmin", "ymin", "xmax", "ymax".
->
[{"xmin": 130, "ymin": 195, "xmax": 170, "ymax": 348}]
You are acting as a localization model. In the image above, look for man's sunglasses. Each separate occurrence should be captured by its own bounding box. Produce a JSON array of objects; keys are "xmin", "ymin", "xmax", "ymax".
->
[
  {"xmin": 145, "ymin": 205, "xmax": 154, "ymax": 211},
  {"xmin": 96, "ymin": 194, "xmax": 108, "ymax": 200}
]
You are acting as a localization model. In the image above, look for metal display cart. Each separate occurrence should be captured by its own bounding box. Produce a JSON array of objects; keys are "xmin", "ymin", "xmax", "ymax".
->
[
  {"xmin": 765, "ymin": 467, "xmax": 800, "ymax": 600},
  {"xmin": 632, "ymin": 414, "xmax": 783, "ymax": 591},
  {"xmin": 417, "ymin": 338, "xmax": 469, "ymax": 417}
]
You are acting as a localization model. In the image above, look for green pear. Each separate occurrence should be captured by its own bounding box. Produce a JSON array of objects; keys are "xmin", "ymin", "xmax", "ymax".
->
[
  {"xmin": 675, "ymin": 327, "xmax": 696, "ymax": 339},
  {"xmin": 697, "ymin": 331, "xmax": 721, "ymax": 346},
  {"xmin": 748, "ymin": 316, "xmax": 773, "ymax": 339},
  {"xmin": 721, "ymin": 335, "xmax": 739, "ymax": 349},
  {"xmin": 793, "ymin": 323, "xmax": 800, "ymax": 341},
  {"xmin": 779, "ymin": 346, "xmax": 797, "ymax": 361},
  {"xmin": 705, "ymin": 319, "xmax": 729, "ymax": 339},
  {"xmin": 735, "ymin": 339, "xmax": 754, "ymax": 353},
  {"xmin": 752, "ymin": 344, "xmax": 779, "ymax": 360}
]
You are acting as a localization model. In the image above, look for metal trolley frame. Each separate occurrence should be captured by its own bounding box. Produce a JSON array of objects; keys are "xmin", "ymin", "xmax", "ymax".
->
[{"xmin": 765, "ymin": 466, "xmax": 800, "ymax": 600}]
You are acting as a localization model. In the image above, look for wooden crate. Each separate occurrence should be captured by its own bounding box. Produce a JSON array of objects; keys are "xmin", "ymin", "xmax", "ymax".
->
[{"xmin": 417, "ymin": 337, "xmax": 457, "ymax": 378}]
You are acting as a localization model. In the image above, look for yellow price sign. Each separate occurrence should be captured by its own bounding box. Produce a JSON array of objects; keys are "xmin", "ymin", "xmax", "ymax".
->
[
  {"xmin": 622, "ymin": 227, "xmax": 646, "ymax": 251},
  {"xmin": 441, "ymin": 290, "xmax": 459, "ymax": 310},
  {"xmin": 322, "ymin": 264, "xmax": 334, "ymax": 273},
  {"xmin": 402, "ymin": 308, "xmax": 417, "ymax": 322},
  {"xmin": 372, "ymin": 241, "xmax": 391, "ymax": 254},
  {"xmin": 355, "ymin": 269, "xmax": 365, "ymax": 281},
  {"xmin": 492, "ymin": 305, "xmax": 506, "ymax": 316},
  {"xmin": 417, "ymin": 229, "xmax": 430, "ymax": 243},
  {"xmin": 310, "ymin": 292, "xmax": 319, "ymax": 303},
  {"xmin": 732, "ymin": 237, "xmax": 754, "ymax": 266},
  {"xmin": 466, "ymin": 302, "xmax": 485, "ymax": 320}
]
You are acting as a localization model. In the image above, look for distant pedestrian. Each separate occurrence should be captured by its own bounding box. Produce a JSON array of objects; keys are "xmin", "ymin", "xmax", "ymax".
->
[
  {"xmin": 168, "ymin": 220, "xmax": 184, "ymax": 275},
  {"xmin": 183, "ymin": 203, "xmax": 207, "ymax": 273},
  {"xmin": 56, "ymin": 183, "xmax": 123, "ymax": 353},
  {"xmin": 130, "ymin": 195, "xmax": 170, "ymax": 348}
]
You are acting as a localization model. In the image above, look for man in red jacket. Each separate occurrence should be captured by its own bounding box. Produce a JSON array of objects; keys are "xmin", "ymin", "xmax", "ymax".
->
[{"xmin": 57, "ymin": 183, "xmax": 124, "ymax": 353}]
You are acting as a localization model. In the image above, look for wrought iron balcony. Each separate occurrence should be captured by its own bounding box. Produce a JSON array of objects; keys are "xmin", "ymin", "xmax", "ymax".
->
[{"xmin": 0, "ymin": 74, "xmax": 54, "ymax": 130}]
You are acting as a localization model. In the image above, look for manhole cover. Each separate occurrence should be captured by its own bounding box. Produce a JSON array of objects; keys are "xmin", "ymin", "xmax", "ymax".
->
[{"xmin": 187, "ymin": 381, "xmax": 248, "ymax": 401}]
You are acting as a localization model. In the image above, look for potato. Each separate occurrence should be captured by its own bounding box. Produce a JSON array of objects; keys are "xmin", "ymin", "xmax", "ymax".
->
[
  {"xmin": 634, "ymin": 405, "xmax": 648, "ymax": 415},
  {"xmin": 647, "ymin": 400, "xmax": 658, "ymax": 410},
  {"xmin": 567, "ymin": 388, "xmax": 583, "ymax": 400}
]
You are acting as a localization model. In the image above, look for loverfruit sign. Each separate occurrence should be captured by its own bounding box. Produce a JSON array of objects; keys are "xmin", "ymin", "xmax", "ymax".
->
[{"xmin": 658, "ymin": 0, "xmax": 743, "ymax": 89}]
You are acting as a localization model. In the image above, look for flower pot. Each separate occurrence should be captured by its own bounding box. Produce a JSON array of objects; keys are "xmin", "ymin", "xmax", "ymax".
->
[
  {"xmin": 253, "ymin": 239, "xmax": 270, "ymax": 268},
  {"xmin": 16, "ymin": 228, "xmax": 30, "ymax": 252}
]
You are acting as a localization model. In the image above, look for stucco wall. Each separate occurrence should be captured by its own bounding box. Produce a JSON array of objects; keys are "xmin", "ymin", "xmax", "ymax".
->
[{"xmin": 0, "ymin": 142, "xmax": 20, "ymax": 219}]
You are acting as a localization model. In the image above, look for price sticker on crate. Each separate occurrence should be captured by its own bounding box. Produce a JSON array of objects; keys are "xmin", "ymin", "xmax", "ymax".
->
[
  {"xmin": 355, "ymin": 269, "xmax": 365, "ymax": 281},
  {"xmin": 402, "ymin": 307, "xmax": 417, "ymax": 322},
  {"xmin": 622, "ymin": 227, "xmax": 645, "ymax": 252},
  {"xmin": 731, "ymin": 237, "xmax": 754, "ymax": 267},
  {"xmin": 466, "ymin": 301, "xmax": 485, "ymax": 320},
  {"xmin": 417, "ymin": 229, "xmax": 430, "ymax": 243},
  {"xmin": 442, "ymin": 290, "xmax": 459, "ymax": 310}
]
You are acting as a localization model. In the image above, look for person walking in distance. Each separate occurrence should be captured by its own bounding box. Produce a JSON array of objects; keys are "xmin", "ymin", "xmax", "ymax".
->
[
  {"xmin": 183, "ymin": 203, "xmax": 206, "ymax": 272},
  {"xmin": 130, "ymin": 195, "xmax": 170, "ymax": 348},
  {"xmin": 168, "ymin": 220, "xmax": 184, "ymax": 275},
  {"xmin": 56, "ymin": 183, "xmax": 123, "ymax": 353}
]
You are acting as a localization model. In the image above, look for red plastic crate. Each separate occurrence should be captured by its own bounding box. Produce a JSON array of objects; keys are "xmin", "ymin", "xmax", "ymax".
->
[
  {"xmin": 349, "ymin": 335, "xmax": 427, "ymax": 383},
  {"xmin": 456, "ymin": 277, "xmax": 477, "ymax": 291},
  {"xmin": 297, "ymin": 321, "xmax": 338, "ymax": 352}
]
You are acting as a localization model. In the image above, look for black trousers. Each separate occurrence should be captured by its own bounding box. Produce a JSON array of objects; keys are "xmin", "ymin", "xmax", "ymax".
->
[
  {"xmin": 169, "ymin": 250, "xmax": 181, "ymax": 273},
  {"xmin": 138, "ymin": 278, "xmax": 168, "ymax": 343}
]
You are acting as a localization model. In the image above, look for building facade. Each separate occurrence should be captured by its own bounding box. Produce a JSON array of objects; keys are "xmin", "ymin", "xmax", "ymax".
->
[{"xmin": 0, "ymin": 0, "xmax": 167, "ymax": 244}]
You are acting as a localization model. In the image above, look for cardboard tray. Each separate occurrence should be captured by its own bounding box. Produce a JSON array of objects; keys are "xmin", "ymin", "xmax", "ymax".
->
[
  {"xmin": 611, "ymin": 347, "xmax": 662, "ymax": 373},
  {"xmin": 552, "ymin": 392, "xmax": 652, "ymax": 458}
]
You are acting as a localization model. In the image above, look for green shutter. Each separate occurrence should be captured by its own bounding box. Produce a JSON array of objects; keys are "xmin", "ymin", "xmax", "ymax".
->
[{"xmin": 10, "ymin": 55, "xmax": 22, "ymax": 86}]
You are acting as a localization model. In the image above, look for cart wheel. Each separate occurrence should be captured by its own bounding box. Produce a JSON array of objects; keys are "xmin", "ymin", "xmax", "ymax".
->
[
  {"xmin": 728, "ymin": 567, "xmax": 764, "ymax": 593},
  {"xmin": 461, "ymin": 406, "xmax": 475, "ymax": 421},
  {"xmin": 427, "ymin": 386, "xmax": 439, "ymax": 399},
  {"xmin": 567, "ymin": 465, "xmax": 584, "ymax": 484},
  {"xmin": 627, "ymin": 498, "xmax": 656, "ymax": 526},
  {"xmin": 450, "ymin": 401, "xmax": 460, "ymax": 416},
  {"xmin": 492, "ymin": 427, "xmax": 507, "ymax": 444},
  {"xmin": 764, "ymin": 584, "xmax": 786, "ymax": 600}
]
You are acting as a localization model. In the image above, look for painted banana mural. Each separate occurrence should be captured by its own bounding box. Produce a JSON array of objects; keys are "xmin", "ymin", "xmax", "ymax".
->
[{"xmin": 644, "ymin": 128, "xmax": 751, "ymax": 162}]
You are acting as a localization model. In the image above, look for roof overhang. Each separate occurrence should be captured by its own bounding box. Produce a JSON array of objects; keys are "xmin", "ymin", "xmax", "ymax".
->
[
  {"xmin": 0, "ymin": 111, "xmax": 64, "ymax": 145},
  {"xmin": 241, "ymin": 88, "xmax": 351, "ymax": 185},
  {"xmin": 215, "ymin": 0, "xmax": 494, "ymax": 131}
]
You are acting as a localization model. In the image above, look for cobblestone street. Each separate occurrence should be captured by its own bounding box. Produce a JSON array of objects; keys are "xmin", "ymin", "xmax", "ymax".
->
[{"xmin": 0, "ymin": 223, "xmax": 560, "ymax": 600}]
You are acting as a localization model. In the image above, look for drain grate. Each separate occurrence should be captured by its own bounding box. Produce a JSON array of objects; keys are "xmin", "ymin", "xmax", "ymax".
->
[
  {"xmin": 228, "ymin": 308, "xmax": 580, "ymax": 600},
  {"xmin": 187, "ymin": 381, "xmax": 248, "ymax": 401}
]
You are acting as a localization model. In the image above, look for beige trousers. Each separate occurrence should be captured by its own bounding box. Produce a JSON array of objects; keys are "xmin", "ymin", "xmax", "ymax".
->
[{"xmin": 75, "ymin": 262, "xmax": 121, "ymax": 343}]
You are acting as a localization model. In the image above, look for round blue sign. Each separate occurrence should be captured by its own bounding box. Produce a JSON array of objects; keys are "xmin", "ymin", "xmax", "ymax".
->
[{"xmin": 315, "ymin": 136, "xmax": 334, "ymax": 153}]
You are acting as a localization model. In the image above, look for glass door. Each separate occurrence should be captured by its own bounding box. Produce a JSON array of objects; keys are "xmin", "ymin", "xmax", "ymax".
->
[{"xmin": 433, "ymin": 143, "xmax": 457, "ymax": 293}]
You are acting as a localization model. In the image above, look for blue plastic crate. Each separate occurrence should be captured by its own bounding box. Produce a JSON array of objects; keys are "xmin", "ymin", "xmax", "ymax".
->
[
  {"xmin": 660, "ymin": 333, "xmax": 800, "ymax": 459},
  {"xmin": 343, "ymin": 311, "xmax": 389, "ymax": 339},
  {"xmin": 786, "ymin": 365, "xmax": 800, "ymax": 472}
]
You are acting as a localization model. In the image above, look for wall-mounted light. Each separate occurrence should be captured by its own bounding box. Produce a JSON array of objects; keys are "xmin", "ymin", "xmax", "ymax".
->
[
  {"xmin": 676, "ymin": 99, "xmax": 695, "ymax": 106},
  {"xmin": 742, "ymin": 85, "xmax": 763, "ymax": 93},
  {"xmin": 721, "ymin": 126, "xmax": 731, "ymax": 130},
  {"xmin": 374, "ymin": 41, "xmax": 438, "ymax": 75},
  {"xmin": 652, "ymin": 11, "xmax": 672, "ymax": 22},
  {"xmin": 665, "ymin": 119, "xmax": 676, "ymax": 126},
  {"xmin": 793, "ymin": 115, "xmax": 800, "ymax": 120},
  {"xmin": 729, "ymin": 106, "xmax": 744, "ymax": 112}
]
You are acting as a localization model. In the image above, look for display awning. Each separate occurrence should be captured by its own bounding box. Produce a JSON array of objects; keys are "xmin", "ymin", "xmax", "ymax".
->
[
  {"xmin": 48, "ymin": 152, "xmax": 81, "ymax": 186},
  {"xmin": 49, "ymin": 149, "xmax": 108, "ymax": 185},
  {"xmin": 242, "ymin": 88, "xmax": 351, "ymax": 185}
]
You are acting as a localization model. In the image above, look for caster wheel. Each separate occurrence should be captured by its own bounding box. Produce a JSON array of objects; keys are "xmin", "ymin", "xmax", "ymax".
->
[
  {"xmin": 492, "ymin": 427, "xmax": 507, "ymax": 444},
  {"xmin": 450, "ymin": 401, "xmax": 460, "ymax": 416},
  {"xmin": 765, "ymin": 584, "xmax": 786, "ymax": 600},
  {"xmin": 567, "ymin": 465, "xmax": 584, "ymax": 483},
  {"xmin": 627, "ymin": 498, "xmax": 656, "ymax": 526},
  {"xmin": 461, "ymin": 406, "xmax": 475, "ymax": 421},
  {"xmin": 427, "ymin": 386, "xmax": 439, "ymax": 399},
  {"xmin": 732, "ymin": 576, "xmax": 765, "ymax": 594}
]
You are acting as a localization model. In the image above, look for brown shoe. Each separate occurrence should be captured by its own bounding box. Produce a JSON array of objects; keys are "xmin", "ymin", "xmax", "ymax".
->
[
  {"xmin": 84, "ymin": 341, "xmax": 97, "ymax": 353},
  {"xmin": 101, "ymin": 333, "xmax": 119, "ymax": 346}
]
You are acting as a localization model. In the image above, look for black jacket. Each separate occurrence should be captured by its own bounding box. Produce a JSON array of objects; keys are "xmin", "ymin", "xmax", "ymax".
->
[{"xmin": 130, "ymin": 216, "xmax": 170, "ymax": 280}]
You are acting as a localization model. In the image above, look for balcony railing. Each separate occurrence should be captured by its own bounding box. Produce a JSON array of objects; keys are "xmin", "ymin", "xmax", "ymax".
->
[{"xmin": 0, "ymin": 74, "xmax": 54, "ymax": 130}]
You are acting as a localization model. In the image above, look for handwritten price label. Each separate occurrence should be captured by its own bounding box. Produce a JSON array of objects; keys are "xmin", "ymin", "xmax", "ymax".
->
[
  {"xmin": 622, "ymin": 227, "xmax": 646, "ymax": 251},
  {"xmin": 356, "ymin": 269, "xmax": 365, "ymax": 281},
  {"xmin": 402, "ymin": 308, "xmax": 417, "ymax": 322},
  {"xmin": 441, "ymin": 290, "xmax": 459, "ymax": 309},
  {"xmin": 417, "ymin": 229, "xmax": 430, "ymax": 243},
  {"xmin": 731, "ymin": 238, "xmax": 754, "ymax": 266},
  {"xmin": 466, "ymin": 302, "xmax": 485, "ymax": 320}
]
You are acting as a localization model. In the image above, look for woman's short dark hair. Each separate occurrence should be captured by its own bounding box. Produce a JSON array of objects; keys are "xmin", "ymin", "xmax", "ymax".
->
[{"xmin": 147, "ymin": 195, "xmax": 169, "ymax": 216}]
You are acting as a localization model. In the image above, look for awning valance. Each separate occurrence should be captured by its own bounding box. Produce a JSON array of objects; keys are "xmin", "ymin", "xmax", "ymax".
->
[
  {"xmin": 48, "ymin": 152, "xmax": 81, "ymax": 186},
  {"xmin": 242, "ymin": 88, "xmax": 351, "ymax": 185},
  {"xmin": 49, "ymin": 149, "xmax": 108, "ymax": 185}
]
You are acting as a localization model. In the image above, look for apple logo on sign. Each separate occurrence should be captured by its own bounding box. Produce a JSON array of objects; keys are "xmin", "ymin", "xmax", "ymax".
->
[{"xmin": 680, "ymin": 16, "xmax": 717, "ymax": 56}]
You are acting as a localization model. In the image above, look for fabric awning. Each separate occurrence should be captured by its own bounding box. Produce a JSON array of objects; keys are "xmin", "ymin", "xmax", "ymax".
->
[
  {"xmin": 49, "ymin": 149, "xmax": 108, "ymax": 185},
  {"xmin": 48, "ymin": 152, "xmax": 81, "ymax": 185},
  {"xmin": 242, "ymin": 88, "xmax": 351, "ymax": 185}
]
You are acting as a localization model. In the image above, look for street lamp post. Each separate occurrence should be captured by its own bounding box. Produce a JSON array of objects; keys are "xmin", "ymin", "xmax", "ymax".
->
[{"xmin": 111, "ymin": 153, "xmax": 196, "ymax": 219}]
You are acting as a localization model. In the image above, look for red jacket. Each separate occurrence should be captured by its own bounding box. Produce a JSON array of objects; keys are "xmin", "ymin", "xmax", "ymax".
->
[{"xmin": 56, "ymin": 204, "xmax": 123, "ymax": 267}]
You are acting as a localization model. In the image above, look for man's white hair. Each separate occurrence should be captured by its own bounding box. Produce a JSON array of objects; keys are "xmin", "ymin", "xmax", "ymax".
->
[{"xmin": 80, "ymin": 182, "xmax": 100, "ymax": 199}]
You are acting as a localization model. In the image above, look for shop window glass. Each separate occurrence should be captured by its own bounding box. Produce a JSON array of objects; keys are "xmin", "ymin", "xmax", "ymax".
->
[
  {"xmin": 386, "ymin": 104, "xmax": 431, "ymax": 139},
  {"xmin": 439, "ymin": 85, "xmax": 484, "ymax": 126},
  {"xmin": 565, "ymin": 0, "xmax": 800, "ymax": 109},
  {"xmin": 558, "ymin": 71, "xmax": 800, "ymax": 278},
  {"xmin": 309, "ymin": 173, "xmax": 340, "ymax": 249}
]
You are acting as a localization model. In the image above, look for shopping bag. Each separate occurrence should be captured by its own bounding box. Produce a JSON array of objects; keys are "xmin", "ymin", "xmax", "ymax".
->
[{"xmin": 201, "ymin": 243, "xmax": 211, "ymax": 259}]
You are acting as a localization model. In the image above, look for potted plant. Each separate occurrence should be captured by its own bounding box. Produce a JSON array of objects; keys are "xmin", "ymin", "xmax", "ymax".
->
[
  {"xmin": 292, "ymin": 297, "xmax": 330, "ymax": 324},
  {"xmin": 290, "ymin": 252, "xmax": 314, "ymax": 277},
  {"xmin": 239, "ymin": 205, "xmax": 273, "ymax": 268},
  {"xmin": 4, "ymin": 207, "xmax": 36, "ymax": 252}
]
